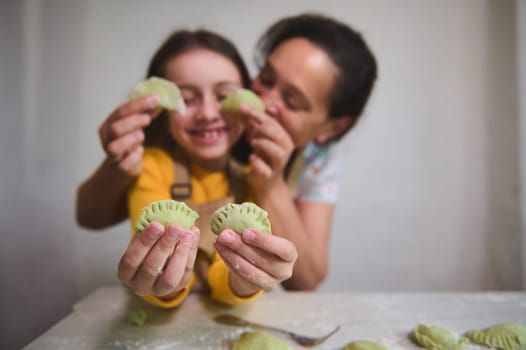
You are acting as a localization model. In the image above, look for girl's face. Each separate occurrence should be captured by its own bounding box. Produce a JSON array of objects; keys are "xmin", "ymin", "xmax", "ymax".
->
[
  {"xmin": 252, "ymin": 38, "xmax": 351, "ymax": 148},
  {"xmin": 164, "ymin": 49, "xmax": 244, "ymax": 171}
]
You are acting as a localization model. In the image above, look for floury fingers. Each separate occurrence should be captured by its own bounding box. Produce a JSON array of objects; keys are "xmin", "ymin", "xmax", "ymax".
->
[{"xmin": 210, "ymin": 202, "xmax": 272, "ymax": 235}]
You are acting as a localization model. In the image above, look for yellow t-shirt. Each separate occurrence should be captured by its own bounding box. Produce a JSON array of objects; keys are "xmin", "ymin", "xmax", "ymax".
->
[{"xmin": 128, "ymin": 147, "xmax": 262, "ymax": 308}]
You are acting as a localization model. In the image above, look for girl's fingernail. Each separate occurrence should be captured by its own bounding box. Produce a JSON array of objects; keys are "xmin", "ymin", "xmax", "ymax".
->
[
  {"xmin": 243, "ymin": 229, "xmax": 256, "ymax": 242},
  {"xmin": 147, "ymin": 94, "xmax": 158, "ymax": 105},
  {"xmin": 240, "ymin": 103, "xmax": 250, "ymax": 112},
  {"xmin": 181, "ymin": 232, "xmax": 194, "ymax": 243},
  {"xmin": 145, "ymin": 223, "xmax": 163, "ymax": 238},
  {"xmin": 167, "ymin": 226, "xmax": 182, "ymax": 239},
  {"xmin": 220, "ymin": 230, "xmax": 236, "ymax": 243}
]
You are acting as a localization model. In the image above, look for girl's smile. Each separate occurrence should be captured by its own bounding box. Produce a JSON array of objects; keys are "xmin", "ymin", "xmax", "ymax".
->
[
  {"xmin": 187, "ymin": 125, "xmax": 229, "ymax": 145},
  {"xmin": 164, "ymin": 48, "xmax": 245, "ymax": 171}
]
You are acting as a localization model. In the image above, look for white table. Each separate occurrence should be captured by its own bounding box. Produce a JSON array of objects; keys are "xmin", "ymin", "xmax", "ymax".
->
[{"xmin": 24, "ymin": 286, "xmax": 526, "ymax": 349}]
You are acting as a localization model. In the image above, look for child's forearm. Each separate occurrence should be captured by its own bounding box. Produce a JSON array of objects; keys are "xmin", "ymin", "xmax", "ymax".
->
[{"xmin": 228, "ymin": 273, "xmax": 261, "ymax": 298}]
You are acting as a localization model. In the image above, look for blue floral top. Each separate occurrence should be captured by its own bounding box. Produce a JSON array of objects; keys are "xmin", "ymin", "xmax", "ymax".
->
[{"xmin": 295, "ymin": 142, "xmax": 340, "ymax": 203}]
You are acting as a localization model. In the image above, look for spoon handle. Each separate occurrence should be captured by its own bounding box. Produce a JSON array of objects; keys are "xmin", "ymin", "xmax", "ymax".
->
[{"xmin": 214, "ymin": 314, "xmax": 287, "ymax": 334}]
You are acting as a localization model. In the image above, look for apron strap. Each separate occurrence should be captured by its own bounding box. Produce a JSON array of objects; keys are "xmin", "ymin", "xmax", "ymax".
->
[
  {"xmin": 226, "ymin": 156, "xmax": 247, "ymax": 203},
  {"xmin": 169, "ymin": 146, "xmax": 246, "ymax": 202},
  {"xmin": 167, "ymin": 147, "xmax": 247, "ymax": 293},
  {"xmin": 170, "ymin": 147, "xmax": 192, "ymax": 200}
]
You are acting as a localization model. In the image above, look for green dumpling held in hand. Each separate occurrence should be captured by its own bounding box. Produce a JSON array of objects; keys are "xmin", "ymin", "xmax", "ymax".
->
[
  {"xmin": 135, "ymin": 199, "xmax": 199, "ymax": 233},
  {"xmin": 129, "ymin": 76, "xmax": 186, "ymax": 114},
  {"xmin": 210, "ymin": 202, "xmax": 271, "ymax": 235},
  {"xmin": 221, "ymin": 88, "xmax": 265, "ymax": 114}
]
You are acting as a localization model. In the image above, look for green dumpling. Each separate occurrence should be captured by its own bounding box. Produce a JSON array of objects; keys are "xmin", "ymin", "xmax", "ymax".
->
[
  {"xmin": 221, "ymin": 88, "xmax": 265, "ymax": 113},
  {"xmin": 464, "ymin": 323, "xmax": 526, "ymax": 350},
  {"xmin": 127, "ymin": 308, "xmax": 147, "ymax": 326},
  {"xmin": 343, "ymin": 340, "xmax": 388, "ymax": 350},
  {"xmin": 411, "ymin": 324, "xmax": 465, "ymax": 350},
  {"xmin": 129, "ymin": 76, "xmax": 186, "ymax": 114},
  {"xmin": 232, "ymin": 331, "xmax": 291, "ymax": 350},
  {"xmin": 135, "ymin": 199, "xmax": 198, "ymax": 233},
  {"xmin": 210, "ymin": 202, "xmax": 271, "ymax": 235}
]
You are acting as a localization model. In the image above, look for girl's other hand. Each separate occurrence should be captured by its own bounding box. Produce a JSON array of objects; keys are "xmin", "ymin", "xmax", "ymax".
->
[{"xmin": 214, "ymin": 228, "xmax": 297, "ymax": 295}]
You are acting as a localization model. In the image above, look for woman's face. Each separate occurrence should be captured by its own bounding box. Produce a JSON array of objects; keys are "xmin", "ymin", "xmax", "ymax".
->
[
  {"xmin": 164, "ymin": 48, "xmax": 244, "ymax": 171},
  {"xmin": 252, "ymin": 38, "xmax": 347, "ymax": 148}
]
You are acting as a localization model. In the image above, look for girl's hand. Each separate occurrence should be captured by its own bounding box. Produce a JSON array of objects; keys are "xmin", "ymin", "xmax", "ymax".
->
[
  {"xmin": 99, "ymin": 95, "xmax": 160, "ymax": 176},
  {"xmin": 118, "ymin": 222, "xmax": 200, "ymax": 299},
  {"xmin": 214, "ymin": 228, "xmax": 298, "ymax": 295},
  {"xmin": 240, "ymin": 105, "xmax": 294, "ymax": 195}
]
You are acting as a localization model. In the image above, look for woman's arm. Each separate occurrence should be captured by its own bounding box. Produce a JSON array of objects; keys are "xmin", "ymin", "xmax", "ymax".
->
[
  {"xmin": 76, "ymin": 158, "xmax": 138, "ymax": 229},
  {"xmin": 255, "ymin": 181, "xmax": 334, "ymax": 290},
  {"xmin": 241, "ymin": 105, "xmax": 334, "ymax": 290}
]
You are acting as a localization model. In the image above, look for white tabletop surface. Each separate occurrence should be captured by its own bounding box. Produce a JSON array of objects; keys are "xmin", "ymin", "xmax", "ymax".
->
[{"xmin": 24, "ymin": 286, "xmax": 526, "ymax": 350}]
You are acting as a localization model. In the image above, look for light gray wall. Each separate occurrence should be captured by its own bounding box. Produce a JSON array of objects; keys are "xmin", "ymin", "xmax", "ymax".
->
[
  {"xmin": 328, "ymin": 0, "xmax": 521, "ymax": 292},
  {"xmin": 0, "ymin": 0, "xmax": 523, "ymax": 348},
  {"xmin": 519, "ymin": 0, "xmax": 526, "ymax": 289},
  {"xmin": 1, "ymin": 1, "xmax": 81, "ymax": 349}
]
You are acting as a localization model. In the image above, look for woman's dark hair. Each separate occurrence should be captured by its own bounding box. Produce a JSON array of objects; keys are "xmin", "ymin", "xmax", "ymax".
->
[
  {"xmin": 144, "ymin": 29, "xmax": 252, "ymax": 162},
  {"xmin": 255, "ymin": 13, "xmax": 378, "ymax": 141}
]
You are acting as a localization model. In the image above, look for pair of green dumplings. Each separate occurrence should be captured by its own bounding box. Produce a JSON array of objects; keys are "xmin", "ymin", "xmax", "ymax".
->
[
  {"xmin": 341, "ymin": 323, "xmax": 526, "ymax": 350},
  {"xmin": 129, "ymin": 76, "xmax": 265, "ymax": 115},
  {"xmin": 130, "ymin": 78, "xmax": 268, "ymax": 234},
  {"xmin": 135, "ymin": 199, "xmax": 272, "ymax": 235},
  {"xmin": 411, "ymin": 323, "xmax": 526, "ymax": 350}
]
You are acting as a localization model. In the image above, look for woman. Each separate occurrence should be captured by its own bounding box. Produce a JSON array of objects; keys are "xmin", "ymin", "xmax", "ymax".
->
[
  {"xmin": 114, "ymin": 29, "xmax": 297, "ymax": 307},
  {"xmin": 239, "ymin": 13, "xmax": 377, "ymax": 290}
]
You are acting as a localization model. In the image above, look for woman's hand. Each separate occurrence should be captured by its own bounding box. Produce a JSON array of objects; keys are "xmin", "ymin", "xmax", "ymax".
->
[
  {"xmin": 99, "ymin": 95, "xmax": 160, "ymax": 176},
  {"xmin": 240, "ymin": 105, "xmax": 294, "ymax": 195},
  {"xmin": 118, "ymin": 222, "xmax": 200, "ymax": 299},
  {"xmin": 214, "ymin": 228, "xmax": 298, "ymax": 296}
]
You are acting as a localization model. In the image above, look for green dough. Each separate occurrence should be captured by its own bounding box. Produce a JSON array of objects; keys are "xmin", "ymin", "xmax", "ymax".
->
[
  {"xmin": 129, "ymin": 76, "xmax": 186, "ymax": 114},
  {"xmin": 411, "ymin": 324, "xmax": 465, "ymax": 350},
  {"xmin": 127, "ymin": 308, "xmax": 147, "ymax": 326},
  {"xmin": 135, "ymin": 199, "xmax": 198, "ymax": 233},
  {"xmin": 221, "ymin": 88, "xmax": 265, "ymax": 113},
  {"xmin": 232, "ymin": 331, "xmax": 291, "ymax": 350},
  {"xmin": 343, "ymin": 340, "xmax": 388, "ymax": 350},
  {"xmin": 464, "ymin": 323, "xmax": 526, "ymax": 350},
  {"xmin": 210, "ymin": 202, "xmax": 271, "ymax": 235}
]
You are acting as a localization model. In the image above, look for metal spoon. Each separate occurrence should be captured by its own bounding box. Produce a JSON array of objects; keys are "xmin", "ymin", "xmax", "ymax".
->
[{"xmin": 214, "ymin": 313, "xmax": 340, "ymax": 347}]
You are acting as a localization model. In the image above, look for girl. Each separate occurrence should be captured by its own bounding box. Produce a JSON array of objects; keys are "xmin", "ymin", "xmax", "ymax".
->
[{"xmin": 115, "ymin": 30, "xmax": 297, "ymax": 308}]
